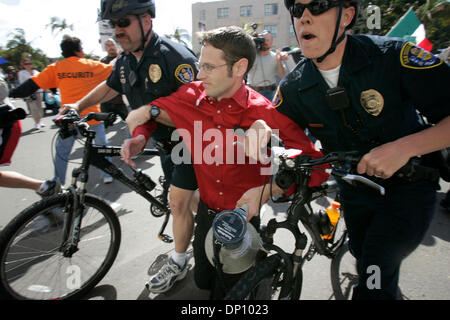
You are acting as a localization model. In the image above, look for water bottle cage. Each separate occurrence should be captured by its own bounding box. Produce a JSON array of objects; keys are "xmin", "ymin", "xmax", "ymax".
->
[{"xmin": 311, "ymin": 209, "xmax": 332, "ymax": 236}]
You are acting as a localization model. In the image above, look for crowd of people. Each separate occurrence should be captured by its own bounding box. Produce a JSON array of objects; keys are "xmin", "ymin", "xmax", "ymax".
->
[{"xmin": 0, "ymin": 0, "xmax": 449, "ymax": 301}]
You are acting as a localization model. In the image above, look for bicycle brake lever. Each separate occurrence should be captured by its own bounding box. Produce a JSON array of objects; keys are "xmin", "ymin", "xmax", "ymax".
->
[{"xmin": 341, "ymin": 174, "xmax": 385, "ymax": 196}]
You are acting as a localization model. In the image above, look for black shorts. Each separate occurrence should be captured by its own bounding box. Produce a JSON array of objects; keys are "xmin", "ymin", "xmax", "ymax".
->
[{"xmin": 158, "ymin": 148, "xmax": 197, "ymax": 190}]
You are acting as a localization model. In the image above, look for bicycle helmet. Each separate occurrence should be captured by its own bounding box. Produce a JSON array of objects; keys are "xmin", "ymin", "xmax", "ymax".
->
[
  {"xmin": 284, "ymin": 0, "xmax": 360, "ymax": 62},
  {"xmin": 99, "ymin": 0, "xmax": 156, "ymax": 20},
  {"xmin": 100, "ymin": 0, "xmax": 156, "ymax": 52}
]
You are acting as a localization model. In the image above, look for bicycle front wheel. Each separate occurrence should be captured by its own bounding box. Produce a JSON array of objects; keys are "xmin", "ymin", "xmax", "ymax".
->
[
  {"xmin": 0, "ymin": 193, "xmax": 121, "ymax": 300},
  {"xmin": 225, "ymin": 255, "xmax": 287, "ymax": 300}
]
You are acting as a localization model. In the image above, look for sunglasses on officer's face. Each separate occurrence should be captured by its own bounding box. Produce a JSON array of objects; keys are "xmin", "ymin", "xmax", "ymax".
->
[
  {"xmin": 108, "ymin": 16, "xmax": 139, "ymax": 28},
  {"xmin": 290, "ymin": 0, "xmax": 340, "ymax": 18}
]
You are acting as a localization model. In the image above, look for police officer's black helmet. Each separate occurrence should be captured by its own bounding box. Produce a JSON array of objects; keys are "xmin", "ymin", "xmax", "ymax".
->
[
  {"xmin": 100, "ymin": 0, "xmax": 156, "ymax": 20},
  {"xmin": 283, "ymin": 0, "xmax": 360, "ymax": 29}
]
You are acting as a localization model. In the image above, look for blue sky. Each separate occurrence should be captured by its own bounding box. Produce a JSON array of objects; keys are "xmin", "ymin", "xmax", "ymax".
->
[{"xmin": 0, "ymin": 0, "xmax": 211, "ymax": 57}]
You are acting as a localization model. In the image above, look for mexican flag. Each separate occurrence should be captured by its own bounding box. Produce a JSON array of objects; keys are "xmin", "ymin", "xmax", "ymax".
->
[{"xmin": 386, "ymin": 7, "xmax": 433, "ymax": 52}]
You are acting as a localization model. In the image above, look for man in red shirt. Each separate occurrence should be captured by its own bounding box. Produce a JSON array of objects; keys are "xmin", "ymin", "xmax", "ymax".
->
[{"xmin": 122, "ymin": 26, "xmax": 327, "ymax": 298}]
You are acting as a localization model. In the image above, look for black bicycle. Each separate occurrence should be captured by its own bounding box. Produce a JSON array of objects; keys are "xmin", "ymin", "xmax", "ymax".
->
[
  {"xmin": 0, "ymin": 111, "xmax": 172, "ymax": 300},
  {"xmin": 224, "ymin": 148, "xmax": 387, "ymax": 300}
]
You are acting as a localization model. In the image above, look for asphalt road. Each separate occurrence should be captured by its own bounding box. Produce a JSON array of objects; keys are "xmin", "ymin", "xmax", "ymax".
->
[{"xmin": 0, "ymin": 99, "xmax": 449, "ymax": 301}]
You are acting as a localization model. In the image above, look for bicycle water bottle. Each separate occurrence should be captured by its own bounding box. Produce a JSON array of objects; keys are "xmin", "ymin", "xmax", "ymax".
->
[{"xmin": 322, "ymin": 201, "xmax": 341, "ymax": 240}]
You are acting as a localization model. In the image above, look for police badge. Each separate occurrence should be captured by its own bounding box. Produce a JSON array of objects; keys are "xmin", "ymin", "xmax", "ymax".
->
[
  {"xmin": 360, "ymin": 89, "xmax": 384, "ymax": 116},
  {"xmin": 149, "ymin": 64, "xmax": 162, "ymax": 83}
]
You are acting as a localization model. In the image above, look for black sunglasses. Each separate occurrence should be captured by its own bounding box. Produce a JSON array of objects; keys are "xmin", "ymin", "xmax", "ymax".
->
[
  {"xmin": 290, "ymin": 0, "xmax": 340, "ymax": 18},
  {"xmin": 108, "ymin": 16, "xmax": 138, "ymax": 28}
]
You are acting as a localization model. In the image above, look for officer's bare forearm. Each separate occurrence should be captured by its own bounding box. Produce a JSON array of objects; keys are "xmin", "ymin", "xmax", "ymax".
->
[
  {"xmin": 396, "ymin": 115, "xmax": 450, "ymax": 158},
  {"xmin": 77, "ymin": 81, "xmax": 119, "ymax": 111}
]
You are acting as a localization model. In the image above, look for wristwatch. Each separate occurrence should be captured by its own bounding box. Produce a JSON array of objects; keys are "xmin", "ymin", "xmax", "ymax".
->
[{"xmin": 149, "ymin": 105, "xmax": 160, "ymax": 121}]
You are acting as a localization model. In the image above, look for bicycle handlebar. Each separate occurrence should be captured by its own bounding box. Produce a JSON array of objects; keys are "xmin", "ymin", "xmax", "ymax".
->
[{"xmin": 54, "ymin": 110, "xmax": 116, "ymax": 129}]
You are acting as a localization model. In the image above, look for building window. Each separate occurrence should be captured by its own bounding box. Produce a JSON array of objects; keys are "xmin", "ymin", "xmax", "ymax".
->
[
  {"xmin": 199, "ymin": 9, "xmax": 206, "ymax": 21},
  {"xmin": 264, "ymin": 25, "xmax": 278, "ymax": 38},
  {"xmin": 240, "ymin": 5, "xmax": 252, "ymax": 17},
  {"xmin": 264, "ymin": 3, "xmax": 278, "ymax": 16},
  {"xmin": 217, "ymin": 7, "xmax": 229, "ymax": 19}
]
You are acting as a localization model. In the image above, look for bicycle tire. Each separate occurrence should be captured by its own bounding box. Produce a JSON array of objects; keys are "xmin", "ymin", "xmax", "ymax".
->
[
  {"xmin": 225, "ymin": 255, "xmax": 283, "ymax": 300},
  {"xmin": 0, "ymin": 193, "xmax": 121, "ymax": 300}
]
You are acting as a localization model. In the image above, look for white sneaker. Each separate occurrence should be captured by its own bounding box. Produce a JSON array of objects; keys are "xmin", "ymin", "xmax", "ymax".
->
[
  {"xmin": 39, "ymin": 122, "xmax": 46, "ymax": 127},
  {"xmin": 35, "ymin": 123, "xmax": 41, "ymax": 129},
  {"xmin": 145, "ymin": 258, "xmax": 188, "ymax": 293}
]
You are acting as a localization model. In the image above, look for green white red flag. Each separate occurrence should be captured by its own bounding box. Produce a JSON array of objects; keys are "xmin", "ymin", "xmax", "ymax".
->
[{"xmin": 386, "ymin": 7, "xmax": 433, "ymax": 52}]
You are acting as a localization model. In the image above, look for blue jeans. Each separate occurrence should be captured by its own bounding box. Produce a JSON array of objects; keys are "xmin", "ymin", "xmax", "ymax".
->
[{"xmin": 53, "ymin": 122, "xmax": 112, "ymax": 185}]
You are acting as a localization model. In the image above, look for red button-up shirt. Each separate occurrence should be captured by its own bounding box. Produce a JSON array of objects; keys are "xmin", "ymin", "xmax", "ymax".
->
[{"xmin": 135, "ymin": 81, "xmax": 327, "ymax": 211}]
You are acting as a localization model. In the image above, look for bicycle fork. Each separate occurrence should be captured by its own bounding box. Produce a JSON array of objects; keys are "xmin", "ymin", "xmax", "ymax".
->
[
  {"xmin": 59, "ymin": 186, "xmax": 85, "ymax": 258},
  {"xmin": 263, "ymin": 218, "xmax": 308, "ymax": 298}
]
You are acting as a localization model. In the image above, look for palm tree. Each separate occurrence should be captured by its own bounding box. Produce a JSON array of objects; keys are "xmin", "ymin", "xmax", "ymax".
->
[
  {"xmin": 165, "ymin": 27, "xmax": 192, "ymax": 48},
  {"xmin": 46, "ymin": 17, "xmax": 74, "ymax": 36}
]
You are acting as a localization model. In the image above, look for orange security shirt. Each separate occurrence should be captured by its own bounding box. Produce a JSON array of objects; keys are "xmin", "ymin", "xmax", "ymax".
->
[{"xmin": 32, "ymin": 57, "xmax": 112, "ymax": 124}]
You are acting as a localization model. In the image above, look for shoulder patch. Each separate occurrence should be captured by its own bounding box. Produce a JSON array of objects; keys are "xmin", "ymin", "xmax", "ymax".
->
[
  {"xmin": 272, "ymin": 86, "xmax": 283, "ymax": 108},
  {"xmin": 175, "ymin": 64, "xmax": 195, "ymax": 84},
  {"xmin": 400, "ymin": 42, "xmax": 443, "ymax": 69}
]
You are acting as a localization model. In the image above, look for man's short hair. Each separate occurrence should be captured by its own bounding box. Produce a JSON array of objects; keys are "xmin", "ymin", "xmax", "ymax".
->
[
  {"xmin": 60, "ymin": 35, "xmax": 82, "ymax": 58},
  {"xmin": 105, "ymin": 38, "xmax": 117, "ymax": 47},
  {"xmin": 199, "ymin": 26, "xmax": 256, "ymax": 76}
]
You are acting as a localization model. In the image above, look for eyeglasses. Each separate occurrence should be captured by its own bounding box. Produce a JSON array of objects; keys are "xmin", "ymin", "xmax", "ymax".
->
[
  {"xmin": 195, "ymin": 62, "xmax": 228, "ymax": 74},
  {"xmin": 24, "ymin": 63, "xmax": 33, "ymax": 66},
  {"xmin": 108, "ymin": 16, "xmax": 139, "ymax": 28},
  {"xmin": 290, "ymin": 0, "xmax": 340, "ymax": 18}
]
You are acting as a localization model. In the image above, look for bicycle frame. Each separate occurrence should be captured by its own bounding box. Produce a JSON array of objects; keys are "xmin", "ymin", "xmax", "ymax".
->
[
  {"xmin": 257, "ymin": 172, "xmax": 346, "ymax": 299},
  {"xmin": 58, "ymin": 124, "xmax": 172, "ymax": 253}
]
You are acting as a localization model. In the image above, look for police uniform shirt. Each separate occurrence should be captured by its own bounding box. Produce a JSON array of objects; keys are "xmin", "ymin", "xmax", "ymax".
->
[
  {"xmin": 107, "ymin": 33, "xmax": 198, "ymax": 142},
  {"xmin": 273, "ymin": 35, "xmax": 450, "ymax": 155}
]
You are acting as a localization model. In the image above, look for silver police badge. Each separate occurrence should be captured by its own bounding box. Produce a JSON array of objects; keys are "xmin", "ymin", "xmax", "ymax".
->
[
  {"xmin": 149, "ymin": 64, "xmax": 162, "ymax": 83},
  {"xmin": 360, "ymin": 89, "xmax": 384, "ymax": 116}
]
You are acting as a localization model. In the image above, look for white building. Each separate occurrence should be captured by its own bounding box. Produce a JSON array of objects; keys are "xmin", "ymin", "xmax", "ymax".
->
[{"xmin": 191, "ymin": 0, "xmax": 298, "ymax": 55}]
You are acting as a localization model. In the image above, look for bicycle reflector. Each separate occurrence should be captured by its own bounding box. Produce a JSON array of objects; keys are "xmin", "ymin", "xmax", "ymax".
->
[{"xmin": 205, "ymin": 206, "xmax": 262, "ymax": 274}]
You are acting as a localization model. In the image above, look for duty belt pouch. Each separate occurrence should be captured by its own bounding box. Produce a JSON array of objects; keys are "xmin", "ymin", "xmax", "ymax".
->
[{"xmin": 421, "ymin": 148, "xmax": 450, "ymax": 182}]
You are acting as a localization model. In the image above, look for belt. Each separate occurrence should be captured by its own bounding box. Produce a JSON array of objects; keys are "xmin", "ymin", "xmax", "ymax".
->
[{"xmin": 250, "ymin": 84, "xmax": 276, "ymax": 91}]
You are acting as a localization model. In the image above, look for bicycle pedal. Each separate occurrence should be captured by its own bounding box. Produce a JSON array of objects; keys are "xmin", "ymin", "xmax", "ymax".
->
[{"xmin": 158, "ymin": 234, "xmax": 173, "ymax": 243}]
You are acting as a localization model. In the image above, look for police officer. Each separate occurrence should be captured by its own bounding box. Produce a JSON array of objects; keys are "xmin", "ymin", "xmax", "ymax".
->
[
  {"xmin": 61, "ymin": 0, "xmax": 199, "ymax": 293},
  {"xmin": 248, "ymin": 0, "xmax": 450, "ymax": 299}
]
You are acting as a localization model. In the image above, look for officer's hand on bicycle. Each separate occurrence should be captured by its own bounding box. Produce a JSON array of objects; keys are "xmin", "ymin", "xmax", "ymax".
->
[
  {"xmin": 59, "ymin": 103, "xmax": 80, "ymax": 116},
  {"xmin": 120, "ymin": 134, "xmax": 147, "ymax": 167},
  {"xmin": 357, "ymin": 140, "xmax": 411, "ymax": 179}
]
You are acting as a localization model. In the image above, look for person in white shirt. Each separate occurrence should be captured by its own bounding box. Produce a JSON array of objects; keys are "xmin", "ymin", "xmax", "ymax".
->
[
  {"xmin": 247, "ymin": 30, "xmax": 287, "ymax": 101},
  {"xmin": 17, "ymin": 58, "xmax": 45, "ymax": 129}
]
